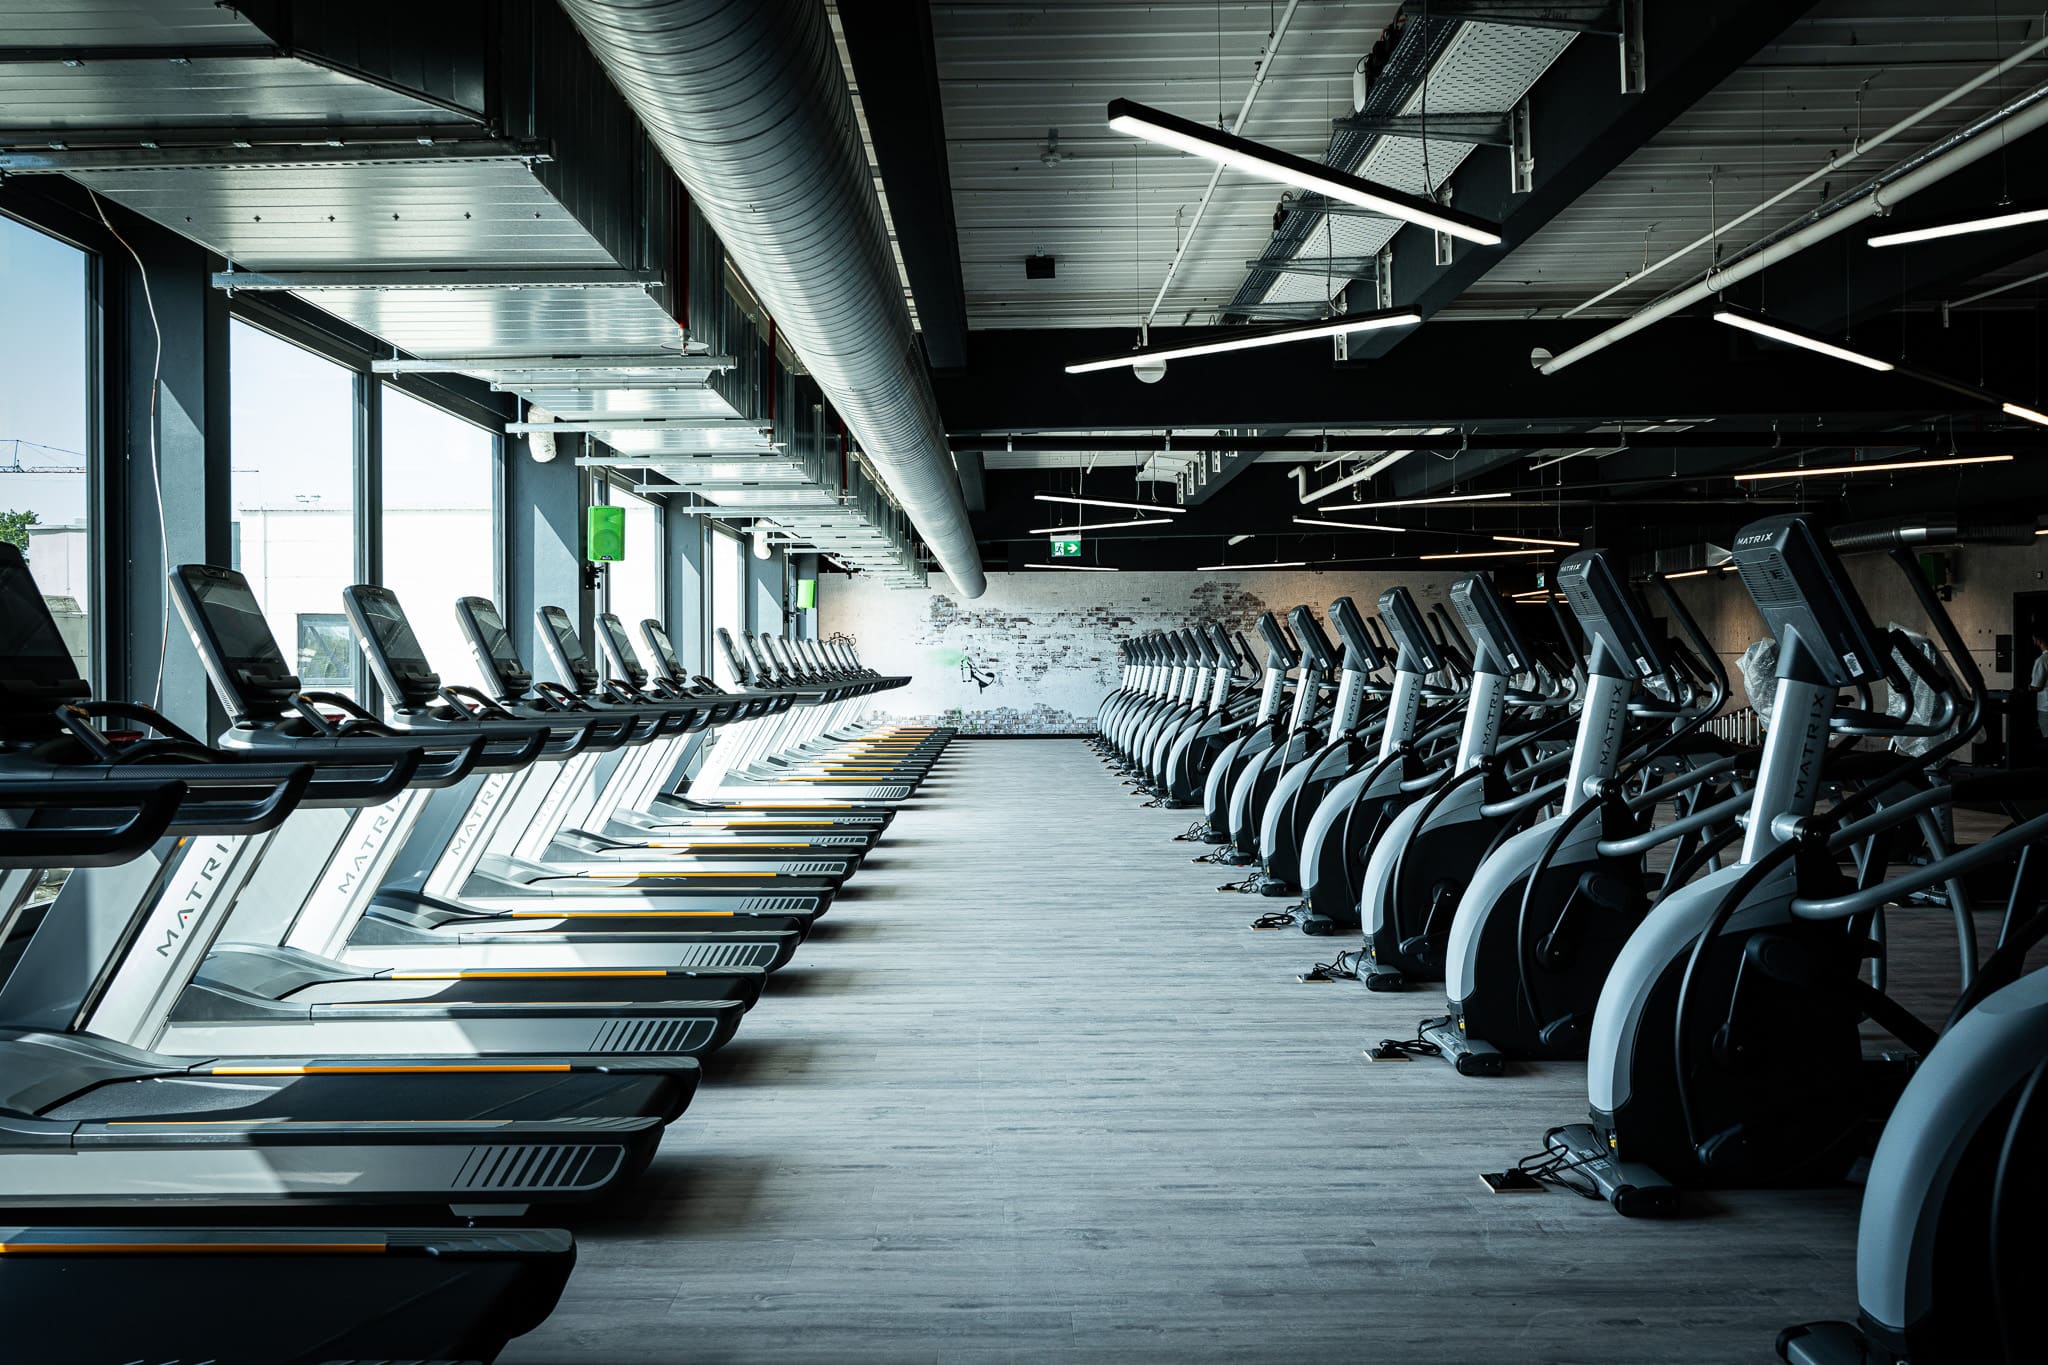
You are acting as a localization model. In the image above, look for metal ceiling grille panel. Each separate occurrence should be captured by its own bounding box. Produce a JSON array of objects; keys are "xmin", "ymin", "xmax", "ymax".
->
[{"xmin": 1259, "ymin": 21, "xmax": 1575, "ymax": 308}]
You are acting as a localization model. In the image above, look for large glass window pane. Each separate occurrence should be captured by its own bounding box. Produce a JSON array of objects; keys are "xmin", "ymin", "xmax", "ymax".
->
[
  {"xmin": 601, "ymin": 481, "xmax": 662, "ymax": 676},
  {"xmin": 380, "ymin": 384, "xmax": 497, "ymax": 689},
  {"xmin": 230, "ymin": 320, "xmax": 357, "ymax": 694},
  {"xmin": 712, "ymin": 526, "xmax": 747, "ymax": 685},
  {"xmin": 0, "ymin": 215, "xmax": 93, "ymax": 683}
]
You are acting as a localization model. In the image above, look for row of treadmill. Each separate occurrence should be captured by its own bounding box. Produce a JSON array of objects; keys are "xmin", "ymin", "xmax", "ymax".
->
[
  {"xmin": 1093, "ymin": 514, "xmax": 2044, "ymax": 1365},
  {"xmin": 0, "ymin": 541, "xmax": 948, "ymax": 1362}
]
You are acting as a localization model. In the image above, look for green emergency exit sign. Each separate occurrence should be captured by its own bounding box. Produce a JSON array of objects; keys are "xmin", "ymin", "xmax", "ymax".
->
[{"xmin": 1050, "ymin": 536, "xmax": 1082, "ymax": 558}]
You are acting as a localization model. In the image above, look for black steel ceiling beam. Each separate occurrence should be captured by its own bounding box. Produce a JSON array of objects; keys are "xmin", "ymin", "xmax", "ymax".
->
[
  {"xmin": 1349, "ymin": 0, "xmax": 1821, "ymax": 361},
  {"xmin": 931, "ymin": 314, "xmax": 2048, "ymax": 433},
  {"xmin": 837, "ymin": 0, "xmax": 970, "ymax": 372}
]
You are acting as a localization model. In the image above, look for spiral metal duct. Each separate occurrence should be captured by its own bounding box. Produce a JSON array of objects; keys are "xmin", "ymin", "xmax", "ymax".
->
[{"xmin": 556, "ymin": 0, "xmax": 986, "ymax": 597}]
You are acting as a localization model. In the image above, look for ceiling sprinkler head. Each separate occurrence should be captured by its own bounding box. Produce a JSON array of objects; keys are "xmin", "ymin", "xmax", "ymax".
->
[{"xmin": 1040, "ymin": 128, "xmax": 1068, "ymax": 167}]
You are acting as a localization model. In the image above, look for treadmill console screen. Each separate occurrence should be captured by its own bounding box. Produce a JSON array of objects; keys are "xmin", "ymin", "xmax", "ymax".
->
[
  {"xmin": 1288, "ymin": 605, "xmax": 1341, "ymax": 671},
  {"xmin": 1449, "ymin": 573, "xmax": 1532, "ymax": 677},
  {"xmin": 170, "ymin": 564, "xmax": 299, "ymax": 719},
  {"xmin": 1254, "ymin": 612, "xmax": 1299, "ymax": 669},
  {"xmin": 455, "ymin": 597, "xmax": 531, "ymax": 699},
  {"xmin": 640, "ymin": 620, "xmax": 684, "ymax": 681},
  {"xmin": 715, "ymin": 628, "xmax": 752, "ymax": 685},
  {"xmin": 1731, "ymin": 515, "xmax": 1893, "ymax": 688},
  {"xmin": 596, "ymin": 614, "xmax": 647, "ymax": 686},
  {"xmin": 340, "ymin": 585, "xmax": 441, "ymax": 704},
  {"xmin": 1556, "ymin": 549, "xmax": 1662, "ymax": 680},
  {"xmin": 744, "ymin": 633, "xmax": 778, "ymax": 682},
  {"xmin": 536, "ymin": 606, "xmax": 598, "ymax": 691},
  {"xmin": 1376, "ymin": 586, "xmax": 1442, "ymax": 675},
  {"xmin": 0, "ymin": 544, "xmax": 90, "ymax": 713},
  {"xmin": 1328, "ymin": 596, "xmax": 1385, "ymax": 674}
]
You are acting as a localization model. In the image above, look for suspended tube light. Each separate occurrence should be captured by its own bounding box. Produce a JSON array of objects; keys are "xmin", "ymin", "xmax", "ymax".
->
[
  {"xmin": 1494, "ymin": 534, "xmax": 1579, "ymax": 548},
  {"xmin": 1105, "ymin": 99, "xmax": 1502, "ymax": 246},
  {"xmin": 1064, "ymin": 309, "xmax": 1422, "ymax": 375},
  {"xmin": 1293, "ymin": 516, "xmax": 1405, "ymax": 532},
  {"xmin": 1318, "ymin": 491, "xmax": 1513, "ymax": 512},
  {"xmin": 1022, "ymin": 562, "xmax": 1119, "ymax": 572},
  {"xmin": 1417, "ymin": 548, "xmax": 1551, "ymax": 562},
  {"xmin": 1025, "ymin": 517, "xmax": 1174, "ymax": 535},
  {"xmin": 1033, "ymin": 494, "xmax": 1186, "ymax": 515},
  {"xmin": 1868, "ymin": 201, "xmax": 2048, "ymax": 248},
  {"xmin": 1732, "ymin": 454, "xmax": 2013, "ymax": 482},
  {"xmin": 1195, "ymin": 561, "xmax": 1308, "ymax": 572},
  {"xmin": 1712, "ymin": 308, "xmax": 1895, "ymax": 372}
]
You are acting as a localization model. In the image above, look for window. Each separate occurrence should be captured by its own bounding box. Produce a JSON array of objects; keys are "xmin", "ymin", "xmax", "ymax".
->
[
  {"xmin": 712, "ymin": 525, "xmax": 748, "ymax": 685},
  {"xmin": 230, "ymin": 320, "xmax": 357, "ymax": 694},
  {"xmin": 379, "ymin": 383, "xmax": 497, "ymax": 689},
  {"xmin": 0, "ymin": 214, "xmax": 94, "ymax": 684},
  {"xmin": 295, "ymin": 612, "xmax": 353, "ymax": 687},
  {"xmin": 600, "ymin": 480, "xmax": 662, "ymax": 676}
]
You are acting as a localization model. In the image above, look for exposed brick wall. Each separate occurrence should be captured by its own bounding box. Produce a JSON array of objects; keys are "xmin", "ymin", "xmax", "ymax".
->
[{"xmin": 819, "ymin": 568, "xmax": 1465, "ymax": 734}]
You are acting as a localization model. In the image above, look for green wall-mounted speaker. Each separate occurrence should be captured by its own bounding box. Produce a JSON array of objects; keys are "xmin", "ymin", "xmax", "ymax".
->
[{"xmin": 587, "ymin": 505, "xmax": 626, "ymax": 562}]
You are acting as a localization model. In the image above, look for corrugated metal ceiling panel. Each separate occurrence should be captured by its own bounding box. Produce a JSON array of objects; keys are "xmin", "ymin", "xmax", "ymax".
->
[
  {"xmin": 1453, "ymin": 1, "xmax": 2047, "ymax": 319},
  {"xmin": 934, "ymin": 1, "xmax": 1399, "ymax": 329}
]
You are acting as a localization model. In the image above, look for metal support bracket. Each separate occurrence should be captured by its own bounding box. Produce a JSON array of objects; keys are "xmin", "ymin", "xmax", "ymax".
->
[
  {"xmin": 1510, "ymin": 98, "xmax": 1535, "ymax": 194},
  {"xmin": 1619, "ymin": 0, "xmax": 1646, "ymax": 95},
  {"xmin": 1375, "ymin": 245, "xmax": 1396, "ymax": 311}
]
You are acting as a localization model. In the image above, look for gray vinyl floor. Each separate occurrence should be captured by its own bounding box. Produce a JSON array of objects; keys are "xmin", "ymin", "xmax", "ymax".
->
[{"xmin": 503, "ymin": 737, "xmax": 1934, "ymax": 1365}]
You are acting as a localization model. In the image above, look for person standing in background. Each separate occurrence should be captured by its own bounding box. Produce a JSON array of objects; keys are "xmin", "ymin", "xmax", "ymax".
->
[{"xmin": 2029, "ymin": 627, "xmax": 2048, "ymax": 766}]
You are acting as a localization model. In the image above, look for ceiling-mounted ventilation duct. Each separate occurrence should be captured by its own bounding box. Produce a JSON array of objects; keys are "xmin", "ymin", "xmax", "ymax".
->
[{"xmin": 556, "ymin": 0, "xmax": 987, "ymax": 598}]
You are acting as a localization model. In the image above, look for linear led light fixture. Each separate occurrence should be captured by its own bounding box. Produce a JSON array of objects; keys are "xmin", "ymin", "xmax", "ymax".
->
[
  {"xmin": 2004, "ymin": 401, "xmax": 2048, "ymax": 427},
  {"xmin": 1227, "ymin": 534, "xmax": 1253, "ymax": 546},
  {"xmin": 1494, "ymin": 534, "xmax": 1579, "ymax": 548},
  {"xmin": 1065, "ymin": 308, "xmax": 1422, "ymax": 374},
  {"xmin": 1294, "ymin": 516, "xmax": 1405, "ymax": 532},
  {"xmin": 1026, "ymin": 517, "xmax": 1173, "ymax": 535},
  {"xmin": 1661, "ymin": 567, "xmax": 1718, "ymax": 579},
  {"xmin": 1106, "ymin": 99, "xmax": 1502, "ymax": 246},
  {"xmin": 1732, "ymin": 453, "xmax": 2013, "ymax": 482},
  {"xmin": 1712, "ymin": 308, "xmax": 1894, "ymax": 372},
  {"xmin": 1319, "ymin": 491, "xmax": 1513, "ymax": 512},
  {"xmin": 1417, "ymin": 547, "xmax": 1551, "ymax": 562},
  {"xmin": 1196, "ymin": 560, "xmax": 1308, "ymax": 572},
  {"xmin": 1033, "ymin": 494, "xmax": 1186, "ymax": 516},
  {"xmin": 1022, "ymin": 562, "xmax": 1119, "ymax": 572},
  {"xmin": 1868, "ymin": 202, "xmax": 2048, "ymax": 248}
]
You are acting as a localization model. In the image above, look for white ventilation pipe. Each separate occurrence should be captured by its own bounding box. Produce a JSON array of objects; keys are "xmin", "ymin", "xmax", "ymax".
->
[
  {"xmin": 1563, "ymin": 33, "xmax": 2048, "ymax": 320},
  {"xmin": 1543, "ymin": 78, "xmax": 2048, "ymax": 376}
]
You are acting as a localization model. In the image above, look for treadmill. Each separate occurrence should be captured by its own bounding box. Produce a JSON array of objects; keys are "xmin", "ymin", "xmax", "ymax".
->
[
  {"xmin": 0, "ymin": 767, "xmax": 577, "ymax": 1365},
  {"xmin": 54, "ymin": 569, "xmax": 762, "ymax": 1062},
  {"xmin": 632, "ymin": 617, "xmax": 902, "ymax": 829},
  {"xmin": 526, "ymin": 604, "xmax": 865, "ymax": 873},
  {"xmin": 347, "ymin": 594, "xmax": 832, "ymax": 928},
  {"xmin": 251, "ymin": 585, "xmax": 804, "ymax": 975},
  {"xmin": 582, "ymin": 610, "xmax": 885, "ymax": 847},
  {"xmin": 0, "ymin": 598, "xmax": 685, "ymax": 1216}
]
